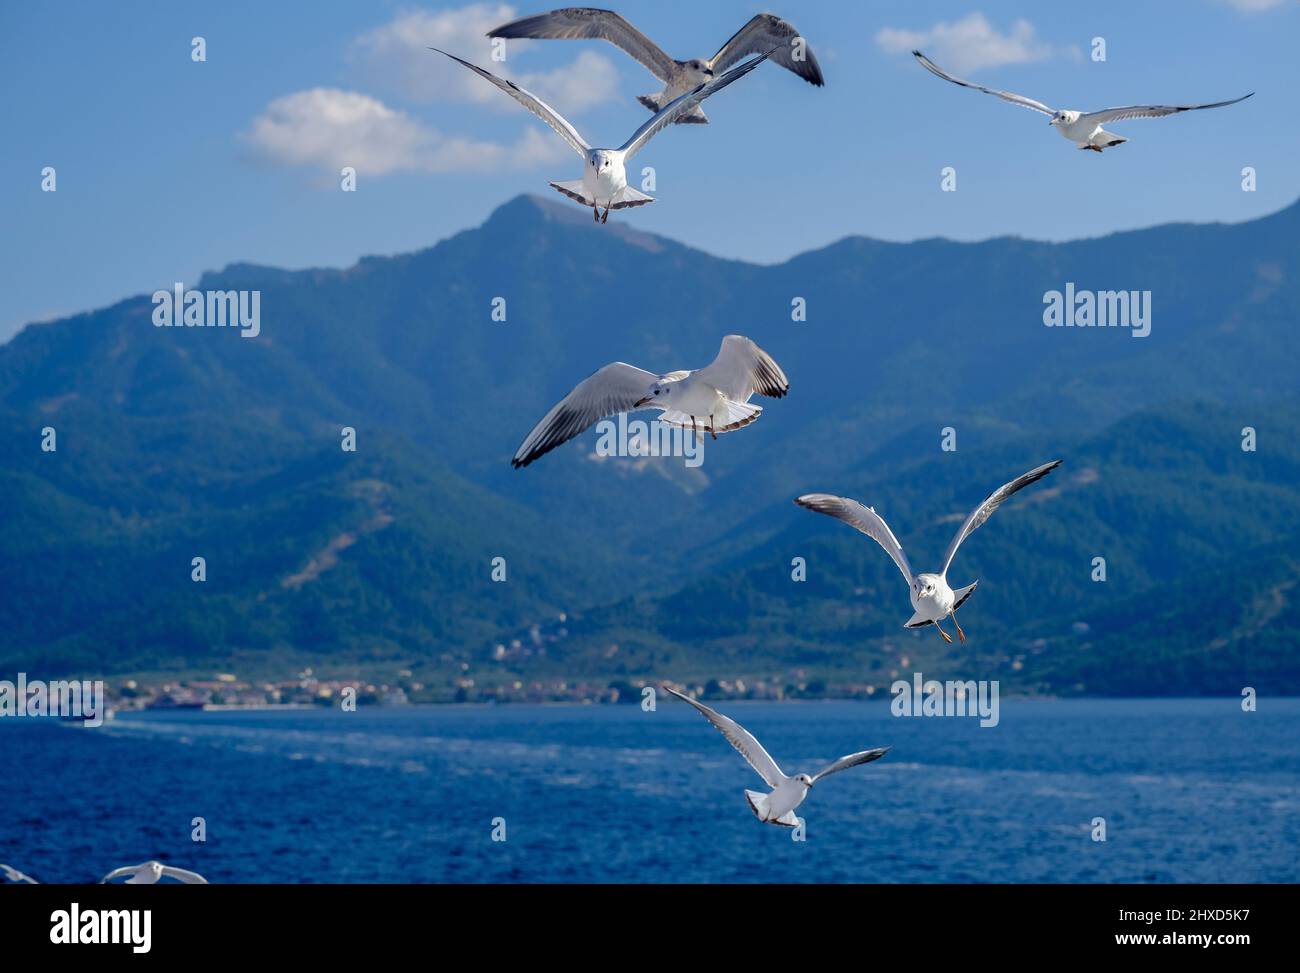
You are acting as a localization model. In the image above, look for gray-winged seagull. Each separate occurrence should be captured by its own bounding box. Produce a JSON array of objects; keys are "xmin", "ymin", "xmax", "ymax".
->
[
  {"xmin": 913, "ymin": 51, "xmax": 1252, "ymax": 152},
  {"xmin": 513, "ymin": 335, "xmax": 788, "ymax": 468},
  {"xmin": 665, "ymin": 686, "xmax": 889, "ymax": 828},
  {"xmin": 100, "ymin": 861, "xmax": 209, "ymax": 884},
  {"xmin": 431, "ymin": 46, "xmax": 773, "ymax": 221},
  {"xmin": 796, "ymin": 460, "xmax": 1062, "ymax": 642},
  {"xmin": 489, "ymin": 9, "xmax": 823, "ymax": 124}
]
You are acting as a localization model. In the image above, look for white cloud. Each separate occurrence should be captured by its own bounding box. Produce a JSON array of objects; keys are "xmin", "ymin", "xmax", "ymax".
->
[
  {"xmin": 349, "ymin": 4, "xmax": 619, "ymax": 113},
  {"xmin": 515, "ymin": 51, "xmax": 621, "ymax": 114},
  {"xmin": 875, "ymin": 13, "xmax": 1067, "ymax": 74},
  {"xmin": 243, "ymin": 88, "xmax": 567, "ymax": 178}
]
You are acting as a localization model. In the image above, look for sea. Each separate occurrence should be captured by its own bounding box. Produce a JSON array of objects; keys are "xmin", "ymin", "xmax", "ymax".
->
[{"xmin": 2, "ymin": 698, "xmax": 1296, "ymax": 883}]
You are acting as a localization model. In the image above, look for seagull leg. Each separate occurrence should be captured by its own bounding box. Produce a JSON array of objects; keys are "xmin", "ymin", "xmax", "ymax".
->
[
  {"xmin": 601, "ymin": 205, "xmax": 610, "ymax": 224},
  {"xmin": 592, "ymin": 206, "xmax": 599, "ymax": 222},
  {"xmin": 691, "ymin": 416, "xmax": 699, "ymax": 446},
  {"xmin": 709, "ymin": 417, "xmax": 717, "ymax": 440},
  {"xmin": 933, "ymin": 620, "xmax": 953, "ymax": 644},
  {"xmin": 950, "ymin": 610, "xmax": 966, "ymax": 642}
]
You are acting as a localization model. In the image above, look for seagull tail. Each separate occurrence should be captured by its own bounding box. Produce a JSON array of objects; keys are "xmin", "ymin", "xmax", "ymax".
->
[
  {"xmin": 660, "ymin": 399, "xmax": 761, "ymax": 435},
  {"xmin": 744, "ymin": 789, "xmax": 773, "ymax": 821},
  {"xmin": 1083, "ymin": 130, "xmax": 1127, "ymax": 151},
  {"xmin": 609, "ymin": 185, "xmax": 655, "ymax": 210}
]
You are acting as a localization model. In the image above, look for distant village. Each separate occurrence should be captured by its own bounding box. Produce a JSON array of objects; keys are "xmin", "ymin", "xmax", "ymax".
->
[
  {"xmin": 105, "ymin": 669, "xmax": 893, "ymax": 713},
  {"xmin": 101, "ymin": 611, "xmax": 948, "ymax": 712}
]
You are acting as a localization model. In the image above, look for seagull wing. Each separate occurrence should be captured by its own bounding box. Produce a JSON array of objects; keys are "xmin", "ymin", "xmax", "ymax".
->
[
  {"xmin": 99, "ymin": 865, "xmax": 138, "ymax": 884},
  {"xmin": 1, "ymin": 864, "xmax": 37, "ymax": 883},
  {"xmin": 691, "ymin": 335, "xmax": 789, "ymax": 402},
  {"xmin": 794, "ymin": 494, "xmax": 914, "ymax": 585},
  {"xmin": 619, "ymin": 49, "xmax": 774, "ymax": 159},
  {"xmin": 1082, "ymin": 92, "xmax": 1253, "ymax": 125},
  {"xmin": 429, "ymin": 47, "xmax": 591, "ymax": 157},
  {"xmin": 487, "ymin": 7, "xmax": 676, "ymax": 82},
  {"xmin": 940, "ymin": 460, "xmax": 1062, "ymax": 577},
  {"xmin": 512, "ymin": 362, "xmax": 657, "ymax": 468},
  {"xmin": 811, "ymin": 746, "xmax": 890, "ymax": 785},
  {"xmin": 159, "ymin": 865, "xmax": 209, "ymax": 884},
  {"xmin": 912, "ymin": 50, "xmax": 1054, "ymax": 116},
  {"xmin": 709, "ymin": 14, "xmax": 823, "ymax": 86},
  {"xmin": 665, "ymin": 686, "xmax": 785, "ymax": 787}
]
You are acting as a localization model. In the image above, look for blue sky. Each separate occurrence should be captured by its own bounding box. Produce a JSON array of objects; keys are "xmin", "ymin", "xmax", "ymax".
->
[{"xmin": 3, "ymin": 0, "xmax": 1297, "ymax": 341}]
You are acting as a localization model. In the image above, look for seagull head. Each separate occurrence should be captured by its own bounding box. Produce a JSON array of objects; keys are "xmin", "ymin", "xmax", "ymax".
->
[
  {"xmin": 634, "ymin": 381, "xmax": 672, "ymax": 408},
  {"xmin": 588, "ymin": 150, "xmax": 613, "ymax": 173},
  {"xmin": 687, "ymin": 59, "xmax": 713, "ymax": 78},
  {"xmin": 1049, "ymin": 110, "xmax": 1075, "ymax": 127},
  {"xmin": 913, "ymin": 574, "xmax": 940, "ymax": 598},
  {"xmin": 795, "ymin": 773, "xmax": 814, "ymax": 789}
]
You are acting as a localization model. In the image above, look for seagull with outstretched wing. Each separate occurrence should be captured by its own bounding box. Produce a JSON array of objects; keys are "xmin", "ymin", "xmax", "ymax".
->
[
  {"xmin": 665, "ymin": 686, "xmax": 888, "ymax": 827},
  {"xmin": 431, "ymin": 46, "xmax": 772, "ymax": 221},
  {"xmin": 512, "ymin": 335, "xmax": 788, "ymax": 468},
  {"xmin": 913, "ymin": 50, "xmax": 1252, "ymax": 152},
  {"xmin": 796, "ymin": 460, "xmax": 1063, "ymax": 643},
  {"xmin": 489, "ymin": 9, "xmax": 822, "ymax": 124},
  {"xmin": 100, "ymin": 860, "xmax": 208, "ymax": 884}
]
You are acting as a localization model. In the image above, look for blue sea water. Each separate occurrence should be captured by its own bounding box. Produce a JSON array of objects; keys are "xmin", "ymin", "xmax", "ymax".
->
[{"xmin": 1, "ymin": 699, "xmax": 1297, "ymax": 883}]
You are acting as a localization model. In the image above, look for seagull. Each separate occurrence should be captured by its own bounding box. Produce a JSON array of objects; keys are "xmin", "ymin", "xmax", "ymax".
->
[
  {"xmin": 488, "ymin": 9, "xmax": 823, "ymax": 124},
  {"xmin": 430, "ymin": 46, "xmax": 773, "ymax": 221},
  {"xmin": 100, "ymin": 861, "xmax": 209, "ymax": 884},
  {"xmin": 1, "ymin": 863, "xmax": 38, "ymax": 883},
  {"xmin": 665, "ymin": 687, "xmax": 888, "ymax": 827},
  {"xmin": 913, "ymin": 50, "xmax": 1253, "ymax": 152},
  {"xmin": 512, "ymin": 335, "xmax": 788, "ymax": 468},
  {"xmin": 795, "ymin": 460, "xmax": 1063, "ymax": 643}
]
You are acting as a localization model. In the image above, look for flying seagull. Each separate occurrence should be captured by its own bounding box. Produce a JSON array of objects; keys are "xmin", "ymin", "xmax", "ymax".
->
[
  {"xmin": 512, "ymin": 335, "xmax": 788, "ymax": 468},
  {"xmin": 100, "ymin": 861, "xmax": 209, "ymax": 884},
  {"xmin": 431, "ymin": 46, "xmax": 772, "ymax": 221},
  {"xmin": 489, "ymin": 9, "xmax": 823, "ymax": 124},
  {"xmin": 1, "ymin": 863, "xmax": 38, "ymax": 883},
  {"xmin": 913, "ymin": 51, "xmax": 1252, "ymax": 152},
  {"xmin": 795, "ymin": 460, "xmax": 1062, "ymax": 642},
  {"xmin": 665, "ymin": 686, "xmax": 888, "ymax": 827}
]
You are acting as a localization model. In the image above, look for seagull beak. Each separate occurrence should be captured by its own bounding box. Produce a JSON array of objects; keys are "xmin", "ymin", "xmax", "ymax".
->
[{"xmin": 634, "ymin": 396, "xmax": 651, "ymax": 408}]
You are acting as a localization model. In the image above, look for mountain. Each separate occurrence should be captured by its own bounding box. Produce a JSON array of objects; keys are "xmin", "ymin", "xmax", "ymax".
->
[{"xmin": 2, "ymin": 194, "xmax": 1298, "ymax": 694}]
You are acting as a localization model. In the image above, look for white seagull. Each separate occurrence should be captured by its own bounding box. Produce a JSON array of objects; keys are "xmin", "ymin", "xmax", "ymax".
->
[
  {"xmin": 489, "ymin": 9, "xmax": 823, "ymax": 124},
  {"xmin": 431, "ymin": 46, "xmax": 773, "ymax": 221},
  {"xmin": 795, "ymin": 460, "xmax": 1062, "ymax": 642},
  {"xmin": 100, "ymin": 861, "xmax": 209, "ymax": 884},
  {"xmin": 665, "ymin": 687, "xmax": 889, "ymax": 827},
  {"xmin": 913, "ymin": 50, "xmax": 1253, "ymax": 152},
  {"xmin": 1, "ymin": 863, "xmax": 38, "ymax": 883},
  {"xmin": 512, "ymin": 335, "xmax": 788, "ymax": 468}
]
